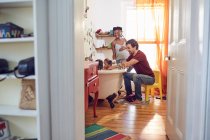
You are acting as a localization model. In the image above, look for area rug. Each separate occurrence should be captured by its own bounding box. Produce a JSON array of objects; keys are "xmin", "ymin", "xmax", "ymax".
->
[{"xmin": 85, "ymin": 124, "xmax": 131, "ymax": 140}]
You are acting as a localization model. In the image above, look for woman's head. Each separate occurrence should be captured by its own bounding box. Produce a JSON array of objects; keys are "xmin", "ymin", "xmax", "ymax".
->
[{"xmin": 113, "ymin": 26, "xmax": 122, "ymax": 38}]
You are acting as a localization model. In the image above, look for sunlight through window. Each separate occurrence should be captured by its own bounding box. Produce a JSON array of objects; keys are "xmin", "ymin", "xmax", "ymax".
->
[{"xmin": 126, "ymin": 5, "xmax": 165, "ymax": 70}]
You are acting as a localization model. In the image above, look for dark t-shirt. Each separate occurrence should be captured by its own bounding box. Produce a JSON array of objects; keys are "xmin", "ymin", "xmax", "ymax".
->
[{"xmin": 127, "ymin": 50, "xmax": 154, "ymax": 77}]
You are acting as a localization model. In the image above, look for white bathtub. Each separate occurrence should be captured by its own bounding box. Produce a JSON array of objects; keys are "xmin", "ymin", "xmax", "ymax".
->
[{"xmin": 98, "ymin": 69, "xmax": 126, "ymax": 99}]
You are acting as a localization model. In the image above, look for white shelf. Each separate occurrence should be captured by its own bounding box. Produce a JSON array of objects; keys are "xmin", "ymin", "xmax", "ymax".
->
[
  {"xmin": 0, "ymin": 105, "xmax": 37, "ymax": 117},
  {"xmin": 0, "ymin": 37, "xmax": 34, "ymax": 43},
  {"xmin": 0, "ymin": 74, "xmax": 36, "ymax": 80},
  {"xmin": 0, "ymin": 0, "xmax": 33, "ymax": 8},
  {"xmin": 95, "ymin": 33, "xmax": 114, "ymax": 38}
]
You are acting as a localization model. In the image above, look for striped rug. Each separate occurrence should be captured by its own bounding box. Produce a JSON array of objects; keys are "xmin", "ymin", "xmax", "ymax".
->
[{"xmin": 85, "ymin": 124, "xmax": 131, "ymax": 140}]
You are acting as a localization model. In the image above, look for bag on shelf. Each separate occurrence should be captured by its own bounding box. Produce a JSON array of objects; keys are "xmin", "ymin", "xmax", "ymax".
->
[
  {"xmin": 19, "ymin": 79, "xmax": 36, "ymax": 110},
  {"xmin": 0, "ymin": 118, "xmax": 11, "ymax": 140},
  {"xmin": 0, "ymin": 22, "xmax": 24, "ymax": 38},
  {"xmin": 0, "ymin": 59, "xmax": 9, "ymax": 74},
  {"xmin": 0, "ymin": 59, "xmax": 13, "ymax": 82},
  {"xmin": 14, "ymin": 57, "xmax": 35, "ymax": 79}
]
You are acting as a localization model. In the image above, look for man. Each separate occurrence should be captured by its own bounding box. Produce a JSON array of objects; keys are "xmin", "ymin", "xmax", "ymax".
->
[{"xmin": 121, "ymin": 39, "xmax": 155, "ymax": 103}]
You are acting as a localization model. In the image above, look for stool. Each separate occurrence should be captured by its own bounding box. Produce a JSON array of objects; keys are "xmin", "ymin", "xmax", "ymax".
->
[{"xmin": 145, "ymin": 70, "xmax": 163, "ymax": 102}]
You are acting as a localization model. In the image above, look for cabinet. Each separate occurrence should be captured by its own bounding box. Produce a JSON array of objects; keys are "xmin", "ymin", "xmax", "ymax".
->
[
  {"xmin": 0, "ymin": 0, "xmax": 40, "ymax": 138},
  {"xmin": 84, "ymin": 61, "xmax": 99, "ymax": 118}
]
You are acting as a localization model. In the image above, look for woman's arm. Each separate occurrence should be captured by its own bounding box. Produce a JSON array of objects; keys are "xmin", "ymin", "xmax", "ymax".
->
[{"xmin": 111, "ymin": 41, "xmax": 116, "ymax": 60}]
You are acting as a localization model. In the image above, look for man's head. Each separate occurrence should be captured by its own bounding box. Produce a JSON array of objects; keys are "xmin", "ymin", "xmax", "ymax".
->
[
  {"xmin": 126, "ymin": 39, "xmax": 139, "ymax": 55},
  {"xmin": 113, "ymin": 26, "xmax": 122, "ymax": 38}
]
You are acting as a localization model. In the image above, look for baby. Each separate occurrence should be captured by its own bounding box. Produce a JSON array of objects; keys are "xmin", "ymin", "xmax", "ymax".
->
[{"xmin": 103, "ymin": 58, "xmax": 112, "ymax": 70}]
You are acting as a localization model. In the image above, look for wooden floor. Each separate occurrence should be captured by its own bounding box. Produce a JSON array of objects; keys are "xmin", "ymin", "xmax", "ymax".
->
[{"xmin": 85, "ymin": 98, "xmax": 167, "ymax": 140}]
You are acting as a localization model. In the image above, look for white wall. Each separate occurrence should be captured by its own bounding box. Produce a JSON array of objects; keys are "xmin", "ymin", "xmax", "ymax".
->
[
  {"xmin": 83, "ymin": 19, "xmax": 97, "ymax": 60},
  {"xmin": 88, "ymin": 0, "xmax": 135, "ymax": 35},
  {"xmin": 85, "ymin": 0, "xmax": 135, "ymax": 60}
]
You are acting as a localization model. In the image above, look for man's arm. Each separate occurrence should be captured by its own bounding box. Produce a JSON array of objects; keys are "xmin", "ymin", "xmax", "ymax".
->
[
  {"xmin": 108, "ymin": 63, "xmax": 124, "ymax": 70},
  {"xmin": 122, "ymin": 59, "xmax": 139, "ymax": 68}
]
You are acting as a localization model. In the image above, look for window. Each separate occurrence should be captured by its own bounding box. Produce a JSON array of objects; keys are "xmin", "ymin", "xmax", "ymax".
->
[{"xmin": 125, "ymin": 5, "xmax": 165, "ymax": 69}]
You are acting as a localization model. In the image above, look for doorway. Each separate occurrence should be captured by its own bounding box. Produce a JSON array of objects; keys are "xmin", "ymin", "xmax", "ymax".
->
[{"xmin": 84, "ymin": 0, "xmax": 168, "ymax": 139}]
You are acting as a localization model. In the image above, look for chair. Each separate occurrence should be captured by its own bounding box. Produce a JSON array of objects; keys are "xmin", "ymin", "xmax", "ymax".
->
[{"xmin": 145, "ymin": 70, "xmax": 163, "ymax": 102}]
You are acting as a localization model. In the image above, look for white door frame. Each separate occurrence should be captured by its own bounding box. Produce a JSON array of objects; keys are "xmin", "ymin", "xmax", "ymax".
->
[
  {"xmin": 47, "ymin": 0, "xmax": 85, "ymax": 139},
  {"xmin": 204, "ymin": 0, "xmax": 210, "ymax": 139},
  {"xmin": 35, "ymin": 0, "xmax": 51, "ymax": 139},
  {"xmin": 185, "ymin": 0, "xmax": 210, "ymax": 139}
]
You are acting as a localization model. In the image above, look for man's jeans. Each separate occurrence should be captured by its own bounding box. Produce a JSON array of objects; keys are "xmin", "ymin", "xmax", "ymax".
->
[{"xmin": 123, "ymin": 72, "xmax": 155, "ymax": 100}]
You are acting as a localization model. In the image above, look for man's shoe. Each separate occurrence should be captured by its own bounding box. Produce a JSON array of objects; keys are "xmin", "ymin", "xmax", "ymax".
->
[
  {"xmin": 125, "ymin": 94, "xmax": 136, "ymax": 102},
  {"xmin": 131, "ymin": 99, "xmax": 148, "ymax": 105}
]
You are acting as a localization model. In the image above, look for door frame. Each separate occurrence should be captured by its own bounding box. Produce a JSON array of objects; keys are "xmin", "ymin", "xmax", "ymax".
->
[
  {"xmin": 185, "ymin": 0, "xmax": 210, "ymax": 139},
  {"xmin": 204, "ymin": 0, "xmax": 210, "ymax": 139},
  {"xmin": 47, "ymin": 0, "xmax": 85, "ymax": 139}
]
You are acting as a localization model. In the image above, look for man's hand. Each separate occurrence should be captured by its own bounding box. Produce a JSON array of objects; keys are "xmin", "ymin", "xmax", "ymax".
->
[
  {"xmin": 121, "ymin": 62, "xmax": 126, "ymax": 68},
  {"xmin": 108, "ymin": 65, "xmax": 117, "ymax": 70}
]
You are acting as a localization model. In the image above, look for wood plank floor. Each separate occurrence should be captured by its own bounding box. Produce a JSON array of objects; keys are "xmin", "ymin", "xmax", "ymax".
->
[{"xmin": 85, "ymin": 98, "xmax": 167, "ymax": 140}]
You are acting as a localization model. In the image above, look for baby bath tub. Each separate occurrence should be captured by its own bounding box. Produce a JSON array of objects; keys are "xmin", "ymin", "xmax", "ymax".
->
[{"xmin": 98, "ymin": 69, "xmax": 126, "ymax": 100}]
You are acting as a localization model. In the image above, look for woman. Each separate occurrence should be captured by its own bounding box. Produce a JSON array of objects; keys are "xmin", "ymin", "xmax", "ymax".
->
[{"xmin": 111, "ymin": 27, "xmax": 129, "ymax": 64}]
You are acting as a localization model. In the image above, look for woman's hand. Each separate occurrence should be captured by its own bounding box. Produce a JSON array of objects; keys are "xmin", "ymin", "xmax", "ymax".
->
[{"xmin": 119, "ymin": 46, "xmax": 127, "ymax": 51}]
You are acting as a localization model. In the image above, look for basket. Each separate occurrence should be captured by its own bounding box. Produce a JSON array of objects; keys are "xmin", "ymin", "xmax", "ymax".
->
[{"xmin": 19, "ymin": 79, "xmax": 36, "ymax": 110}]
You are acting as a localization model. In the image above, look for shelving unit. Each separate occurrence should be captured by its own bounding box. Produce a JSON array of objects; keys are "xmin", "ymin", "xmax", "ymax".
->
[
  {"xmin": 95, "ymin": 33, "xmax": 114, "ymax": 38},
  {"xmin": 0, "ymin": 0, "xmax": 38, "ymax": 138},
  {"xmin": 0, "ymin": 105, "xmax": 37, "ymax": 117},
  {"xmin": 0, "ymin": 37, "xmax": 34, "ymax": 43},
  {"xmin": 95, "ymin": 34, "xmax": 114, "ymax": 60},
  {"xmin": 0, "ymin": 0, "xmax": 32, "ymax": 8},
  {"xmin": 0, "ymin": 74, "xmax": 36, "ymax": 80}
]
